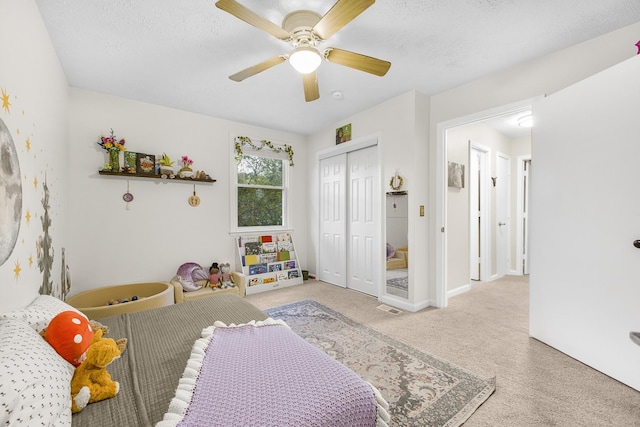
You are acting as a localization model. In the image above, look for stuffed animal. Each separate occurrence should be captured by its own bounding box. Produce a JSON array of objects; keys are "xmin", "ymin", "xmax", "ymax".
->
[
  {"xmin": 175, "ymin": 262, "xmax": 209, "ymax": 292},
  {"xmin": 219, "ymin": 262, "xmax": 235, "ymax": 289},
  {"xmin": 71, "ymin": 336, "xmax": 123, "ymax": 413},
  {"xmin": 208, "ymin": 262, "xmax": 221, "ymax": 288},
  {"xmin": 45, "ymin": 311, "xmax": 95, "ymax": 367}
]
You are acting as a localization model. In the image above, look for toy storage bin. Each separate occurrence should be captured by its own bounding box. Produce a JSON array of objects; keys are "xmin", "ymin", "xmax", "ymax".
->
[{"xmin": 65, "ymin": 282, "xmax": 174, "ymax": 320}]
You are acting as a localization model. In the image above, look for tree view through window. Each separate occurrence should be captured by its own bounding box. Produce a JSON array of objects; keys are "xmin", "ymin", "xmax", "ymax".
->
[{"xmin": 237, "ymin": 155, "xmax": 284, "ymax": 227}]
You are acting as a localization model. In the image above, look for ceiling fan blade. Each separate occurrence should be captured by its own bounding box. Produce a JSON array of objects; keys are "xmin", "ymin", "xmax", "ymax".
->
[
  {"xmin": 216, "ymin": 0, "xmax": 291, "ymax": 40},
  {"xmin": 302, "ymin": 71, "xmax": 320, "ymax": 102},
  {"xmin": 325, "ymin": 48, "xmax": 391, "ymax": 76},
  {"xmin": 313, "ymin": 0, "xmax": 375, "ymax": 40},
  {"xmin": 229, "ymin": 56, "xmax": 287, "ymax": 82}
]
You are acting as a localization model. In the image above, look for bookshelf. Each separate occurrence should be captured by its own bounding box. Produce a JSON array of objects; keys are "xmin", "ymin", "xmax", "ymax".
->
[{"xmin": 235, "ymin": 233, "xmax": 303, "ymax": 295}]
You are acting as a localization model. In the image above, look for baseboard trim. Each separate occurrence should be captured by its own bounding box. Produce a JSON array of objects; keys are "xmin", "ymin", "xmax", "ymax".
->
[
  {"xmin": 447, "ymin": 284, "xmax": 471, "ymax": 299},
  {"xmin": 378, "ymin": 295, "xmax": 432, "ymax": 313}
]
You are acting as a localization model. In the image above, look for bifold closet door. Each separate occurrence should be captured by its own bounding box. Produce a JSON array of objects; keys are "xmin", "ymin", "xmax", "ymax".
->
[
  {"xmin": 319, "ymin": 153, "xmax": 347, "ymax": 287},
  {"xmin": 346, "ymin": 146, "xmax": 379, "ymax": 296}
]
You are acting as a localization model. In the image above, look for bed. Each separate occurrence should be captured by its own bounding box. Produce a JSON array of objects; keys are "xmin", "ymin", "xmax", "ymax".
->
[{"xmin": 0, "ymin": 294, "xmax": 389, "ymax": 426}]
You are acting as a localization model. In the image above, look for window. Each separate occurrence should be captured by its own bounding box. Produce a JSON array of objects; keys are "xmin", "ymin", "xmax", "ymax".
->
[{"xmin": 234, "ymin": 151, "xmax": 289, "ymax": 230}]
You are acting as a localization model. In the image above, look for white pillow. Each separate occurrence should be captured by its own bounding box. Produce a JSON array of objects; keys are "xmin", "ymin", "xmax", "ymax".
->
[
  {"xmin": 0, "ymin": 294, "xmax": 85, "ymax": 333},
  {"xmin": 0, "ymin": 318, "xmax": 74, "ymax": 426}
]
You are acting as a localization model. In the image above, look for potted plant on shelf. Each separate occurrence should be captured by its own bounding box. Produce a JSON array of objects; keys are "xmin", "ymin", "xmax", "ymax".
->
[
  {"xmin": 179, "ymin": 155, "xmax": 194, "ymax": 178},
  {"xmin": 97, "ymin": 129, "xmax": 126, "ymax": 172},
  {"xmin": 159, "ymin": 153, "xmax": 175, "ymax": 178}
]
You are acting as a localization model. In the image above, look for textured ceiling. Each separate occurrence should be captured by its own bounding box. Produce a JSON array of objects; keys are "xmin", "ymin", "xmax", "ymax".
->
[{"xmin": 35, "ymin": 0, "xmax": 640, "ymax": 136}]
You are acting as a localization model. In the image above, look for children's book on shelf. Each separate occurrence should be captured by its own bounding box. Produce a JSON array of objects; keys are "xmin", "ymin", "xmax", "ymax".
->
[
  {"xmin": 288, "ymin": 270, "xmax": 300, "ymax": 279},
  {"xmin": 243, "ymin": 254, "xmax": 259, "ymax": 266},
  {"xmin": 277, "ymin": 241, "xmax": 293, "ymax": 251},
  {"xmin": 283, "ymin": 260, "xmax": 296, "ymax": 270},
  {"xmin": 260, "ymin": 253, "xmax": 278, "ymax": 264},
  {"xmin": 278, "ymin": 251, "xmax": 291, "ymax": 261},
  {"xmin": 262, "ymin": 242, "xmax": 277, "ymax": 253},
  {"xmin": 248, "ymin": 263, "xmax": 268, "ymax": 275},
  {"xmin": 276, "ymin": 272, "xmax": 288, "ymax": 281},
  {"xmin": 263, "ymin": 277, "xmax": 275, "ymax": 284},
  {"xmin": 244, "ymin": 241, "xmax": 262, "ymax": 255},
  {"xmin": 268, "ymin": 262, "xmax": 283, "ymax": 272},
  {"xmin": 249, "ymin": 277, "xmax": 263, "ymax": 287}
]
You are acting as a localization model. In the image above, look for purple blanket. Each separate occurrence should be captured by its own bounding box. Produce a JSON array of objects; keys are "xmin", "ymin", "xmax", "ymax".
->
[{"xmin": 157, "ymin": 319, "xmax": 389, "ymax": 427}]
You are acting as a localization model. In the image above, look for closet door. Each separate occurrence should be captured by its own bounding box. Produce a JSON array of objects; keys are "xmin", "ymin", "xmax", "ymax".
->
[
  {"xmin": 347, "ymin": 146, "xmax": 379, "ymax": 296},
  {"xmin": 319, "ymin": 154, "xmax": 347, "ymax": 287}
]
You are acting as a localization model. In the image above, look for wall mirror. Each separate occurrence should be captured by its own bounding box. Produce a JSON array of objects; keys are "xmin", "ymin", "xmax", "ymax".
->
[{"xmin": 386, "ymin": 173, "xmax": 408, "ymax": 298}]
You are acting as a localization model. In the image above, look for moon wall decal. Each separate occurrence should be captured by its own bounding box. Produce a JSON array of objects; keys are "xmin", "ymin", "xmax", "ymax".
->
[{"xmin": 0, "ymin": 118, "xmax": 22, "ymax": 266}]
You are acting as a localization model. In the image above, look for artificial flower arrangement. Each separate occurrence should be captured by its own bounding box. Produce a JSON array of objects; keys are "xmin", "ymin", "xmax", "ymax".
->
[
  {"xmin": 179, "ymin": 155, "xmax": 195, "ymax": 178},
  {"xmin": 98, "ymin": 129, "xmax": 126, "ymax": 152},
  {"xmin": 98, "ymin": 129, "xmax": 126, "ymax": 172},
  {"xmin": 181, "ymin": 155, "xmax": 194, "ymax": 168}
]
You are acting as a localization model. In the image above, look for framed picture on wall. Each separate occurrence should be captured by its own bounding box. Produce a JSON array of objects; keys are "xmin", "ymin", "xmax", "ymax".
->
[
  {"xmin": 336, "ymin": 123, "xmax": 352, "ymax": 144},
  {"xmin": 448, "ymin": 161, "xmax": 465, "ymax": 188},
  {"xmin": 136, "ymin": 153, "xmax": 156, "ymax": 175}
]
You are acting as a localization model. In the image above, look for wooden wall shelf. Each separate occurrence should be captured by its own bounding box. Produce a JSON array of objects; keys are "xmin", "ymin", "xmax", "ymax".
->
[{"xmin": 98, "ymin": 170, "xmax": 216, "ymax": 183}]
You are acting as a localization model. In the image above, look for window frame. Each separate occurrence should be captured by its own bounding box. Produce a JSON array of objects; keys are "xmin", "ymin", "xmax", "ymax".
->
[{"xmin": 230, "ymin": 143, "xmax": 291, "ymax": 234}]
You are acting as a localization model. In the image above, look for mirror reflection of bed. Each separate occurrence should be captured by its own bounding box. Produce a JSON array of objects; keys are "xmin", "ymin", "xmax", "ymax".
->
[{"xmin": 386, "ymin": 191, "xmax": 408, "ymax": 298}]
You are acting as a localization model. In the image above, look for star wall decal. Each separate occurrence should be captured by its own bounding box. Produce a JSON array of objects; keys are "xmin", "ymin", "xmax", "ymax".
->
[
  {"xmin": 33, "ymin": 177, "xmax": 38, "ymax": 188},
  {"xmin": 13, "ymin": 260, "xmax": 21, "ymax": 279},
  {"xmin": 25, "ymin": 137, "xmax": 31, "ymax": 151},
  {"xmin": 1, "ymin": 88, "xmax": 10, "ymax": 113},
  {"xmin": 25, "ymin": 210, "xmax": 31, "ymax": 224},
  {"xmin": 28, "ymin": 256, "xmax": 33, "ymax": 266}
]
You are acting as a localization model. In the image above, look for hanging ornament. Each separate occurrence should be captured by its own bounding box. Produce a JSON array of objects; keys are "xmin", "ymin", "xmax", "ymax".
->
[
  {"xmin": 390, "ymin": 171, "xmax": 403, "ymax": 191},
  {"xmin": 188, "ymin": 184, "xmax": 201, "ymax": 207},
  {"xmin": 122, "ymin": 180, "xmax": 134, "ymax": 210}
]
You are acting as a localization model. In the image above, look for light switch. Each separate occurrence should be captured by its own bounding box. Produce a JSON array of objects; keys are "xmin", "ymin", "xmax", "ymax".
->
[{"xmin": 419, "ymin": 205, "xmax": 424, "ymax": 216}]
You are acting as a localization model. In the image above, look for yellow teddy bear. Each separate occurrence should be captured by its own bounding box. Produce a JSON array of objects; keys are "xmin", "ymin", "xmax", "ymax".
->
[{"xmin": 70, "ymin": 333, "xmax": 124, "ymax": 413}]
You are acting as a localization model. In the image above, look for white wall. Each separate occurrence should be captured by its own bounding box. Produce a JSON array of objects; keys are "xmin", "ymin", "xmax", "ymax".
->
[
  {"xmin": 68, "ymin": 89, "xmax": 307, "ymax": 295},
  {"xmin": 0, "ymin": 0, "xmax": 70, "ymax": 311}
]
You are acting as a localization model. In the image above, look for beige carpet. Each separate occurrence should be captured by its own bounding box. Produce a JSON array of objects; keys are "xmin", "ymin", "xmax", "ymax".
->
[{"xmin": 246, "ymin": 275, "xmax": 640, "ymax": 426}]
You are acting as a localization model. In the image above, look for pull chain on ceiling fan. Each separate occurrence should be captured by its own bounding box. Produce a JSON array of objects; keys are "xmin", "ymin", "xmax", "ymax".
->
[{"xmin": 215, "ymin": 0, "xmax": 391, "ymax": 102}]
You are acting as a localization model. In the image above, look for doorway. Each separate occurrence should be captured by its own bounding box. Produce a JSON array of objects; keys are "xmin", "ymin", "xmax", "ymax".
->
[
  {"xmin": 318, "ymin": 138, "xmax": 381, "ymax": 297},
  {"xmin": 436, "ymin": 100, "xmax": 534, "ymax": 307}
]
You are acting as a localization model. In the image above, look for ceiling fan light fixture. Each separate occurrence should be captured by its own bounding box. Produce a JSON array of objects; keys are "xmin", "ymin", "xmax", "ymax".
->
[{"xmin": 289, "ymin": 47, "xmax": 322, "ymax": 74}]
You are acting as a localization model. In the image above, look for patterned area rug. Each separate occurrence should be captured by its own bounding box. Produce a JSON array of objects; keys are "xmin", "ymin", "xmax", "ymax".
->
[
  {"xmin": 265, "ymin": 300, "xmax": 495, "ymax": 427},
  {"xmin": 387, "ymin": 276, "xmax": 408, "ymax": 291}
]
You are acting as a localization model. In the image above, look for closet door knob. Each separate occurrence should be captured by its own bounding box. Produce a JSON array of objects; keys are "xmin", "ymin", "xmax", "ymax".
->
[{"xmin": 634, "ymin": 240, "xmax": 640, "ymax": 249}]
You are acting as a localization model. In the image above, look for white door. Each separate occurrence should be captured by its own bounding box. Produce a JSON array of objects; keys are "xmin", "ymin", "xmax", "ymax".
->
[
  {"xmin": 530, "ymin": 56, "xmax": 640, "ymax": 390},
  {"xmin": 319, "ymin": 154, "xmax": 347, "ymax": 287},
  {"xmin": 469, "ymin": 142, "xmax": 489, "ymax": 282},
  {"xmin": 522, "ymin": 159, "xmax": 531, "ymax": 275},
  {"xmin": 495, "ymin": 152, "xmax": 510, "ymax": 278},
  {"xmin": 347, "ymin": 147, "xmax": 379, "ymax": 296}
]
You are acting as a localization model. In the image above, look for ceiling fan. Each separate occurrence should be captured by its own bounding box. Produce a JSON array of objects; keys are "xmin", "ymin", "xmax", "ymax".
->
[{"xmin": 215, "ymin": 0, "xmax": 391, "ymax": 102}]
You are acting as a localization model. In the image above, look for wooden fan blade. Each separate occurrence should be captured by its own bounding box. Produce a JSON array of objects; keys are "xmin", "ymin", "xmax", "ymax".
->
[
  {"xmin": 229, "ymin": 56, "xmax": 287, "ymax": 82},
  {"xmin": 216, "ymin": 0, "xmax": 291, "ymax": 40},
  {"xmin": 302, "ymin": 71, "xmax": 320, "ymax": 102},
  {"xmin": 325, "ymin": 48, "xmax": 391, "ymax": 76},
  {"xmin": 313, "ymin": 0, "xmax": 375, "ymax": 40}
]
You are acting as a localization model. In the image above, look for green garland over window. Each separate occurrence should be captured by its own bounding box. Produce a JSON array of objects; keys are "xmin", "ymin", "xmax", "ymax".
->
[{"xmin": 234, "ymin": 136, "xmax": 295, "ymax": 166}]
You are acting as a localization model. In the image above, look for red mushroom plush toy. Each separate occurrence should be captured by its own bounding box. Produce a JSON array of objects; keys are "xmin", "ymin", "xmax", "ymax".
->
[{"xmin": 45, "ymin": 311, "xmax": 94, "ymax": 367}]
